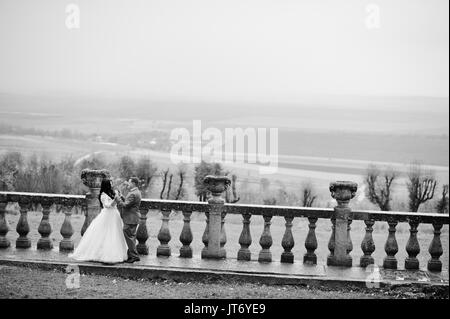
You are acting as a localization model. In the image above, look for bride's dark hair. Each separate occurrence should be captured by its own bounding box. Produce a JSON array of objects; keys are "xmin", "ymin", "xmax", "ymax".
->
[{"xmin": 99, "ymin": 179, "xmax": 115, "ymax": 208}]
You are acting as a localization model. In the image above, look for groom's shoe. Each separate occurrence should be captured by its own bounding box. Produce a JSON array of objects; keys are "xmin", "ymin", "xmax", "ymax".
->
[{"xmin": 125, "ymin": 257, "xmax": 140, "ymax": 263}]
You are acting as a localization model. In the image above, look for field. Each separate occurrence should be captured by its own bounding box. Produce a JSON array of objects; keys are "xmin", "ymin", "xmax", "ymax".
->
[
  {"xmin": 3, "ymin": 209, "xmax": 449, "ymax": 273},
  {"xmin": 0, "ymin": 134, "xmax": 134, "ymax": 161}
]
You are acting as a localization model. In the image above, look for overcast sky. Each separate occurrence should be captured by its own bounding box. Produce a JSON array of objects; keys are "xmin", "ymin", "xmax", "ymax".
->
[{"xmin": 0, "ymin": 0, "xmax": 448, "ymax": 103}]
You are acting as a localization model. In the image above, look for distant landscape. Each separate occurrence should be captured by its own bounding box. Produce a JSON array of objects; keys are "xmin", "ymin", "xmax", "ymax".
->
[{"xmin": 0, "ymin": 92, "xmax": 448, "ymax": 210}]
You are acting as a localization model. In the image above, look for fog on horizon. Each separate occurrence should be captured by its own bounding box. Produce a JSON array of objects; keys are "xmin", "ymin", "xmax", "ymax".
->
[{"xmin": 0, "ymin": 0, "xmax": 449, "ymax": 106}]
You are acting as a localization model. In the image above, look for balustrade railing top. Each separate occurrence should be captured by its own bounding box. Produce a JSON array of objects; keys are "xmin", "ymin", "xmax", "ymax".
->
[
  {"xmin": 1, "ymin": 192, "xmax": 447, "ymax": 224},
  {"xmin": 0, "ymin": 191, "xmax": 84, "ymax": 201}
]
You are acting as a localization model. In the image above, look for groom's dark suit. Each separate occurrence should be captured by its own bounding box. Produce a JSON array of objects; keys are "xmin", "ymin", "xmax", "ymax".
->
[{"xmin": 117, "ymin": 187, "xmax": 141, "ymax": 260}]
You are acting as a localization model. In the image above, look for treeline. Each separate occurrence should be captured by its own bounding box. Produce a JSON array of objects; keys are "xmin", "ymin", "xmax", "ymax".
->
[
  {"xmin": 0, "ymin": 151, "xmax": 181, "ymax": 199},
  {"xmin": 0, "ymin": 152, "xmax": 236, "ymax": 202},
  {"xmin": 0, "ymin": 151, "xmax": 448, "ymax": 214},
  {"xmin": 0, "ymin": 123, "xmax": 89, "ymax": 140},
  {"xmin": 0, "ymin": 151, "xmax": 266, "ymax": 205}
]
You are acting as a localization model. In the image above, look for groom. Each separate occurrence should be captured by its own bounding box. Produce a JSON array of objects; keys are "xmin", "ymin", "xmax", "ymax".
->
[{"xmin": 116, "ymin": 177, "xmax": 142, "ymax": 263}]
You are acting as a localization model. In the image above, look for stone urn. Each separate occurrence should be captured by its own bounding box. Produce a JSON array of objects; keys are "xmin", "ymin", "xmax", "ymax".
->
[
  {"xmin": 203, "ymin": 175, "xmax": 231, "ymax": 199},
  {"xmin": 329, "ymin": 181, "xmax": 358, "ymax": 207},
  {"xmin": 81, "ymin": 169, "xmax": 111, "ymax": 190}
]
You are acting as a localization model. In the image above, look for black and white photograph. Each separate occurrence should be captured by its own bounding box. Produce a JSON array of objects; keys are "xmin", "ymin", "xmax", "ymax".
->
[{"xmin": 0, "ymin": 0, "xmax": 448, "ymax": 305}]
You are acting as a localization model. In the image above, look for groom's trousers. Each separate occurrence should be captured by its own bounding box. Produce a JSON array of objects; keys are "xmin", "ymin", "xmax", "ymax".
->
[{"xmin": 123, "ymin": 224, "xmax": 139, "ymax": 259}]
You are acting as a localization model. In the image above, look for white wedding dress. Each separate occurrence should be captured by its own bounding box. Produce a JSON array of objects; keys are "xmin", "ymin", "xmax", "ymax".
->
[{"xmin": 69, "ymin": 193, "xmax": 128, "ymax": 263}]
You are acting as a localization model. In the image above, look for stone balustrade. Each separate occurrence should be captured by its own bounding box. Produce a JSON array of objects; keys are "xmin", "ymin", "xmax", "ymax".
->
[
  {"xmin": 0, "ymin": 192, "xmax": 85, "ymax": 252},
  {"xmin": 0, "ymin": 171, "xmax": 448, "ymax": 273}
]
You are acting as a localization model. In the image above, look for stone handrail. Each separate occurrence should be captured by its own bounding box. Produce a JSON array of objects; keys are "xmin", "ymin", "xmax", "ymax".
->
[
  {"xmin": 134, "ymin": 198, "xmax": 449, "ymax": 223},
  {"xmin": 0, "ymin": 171, "xmax": 448, "ymax": 273},
  {"xmin": 0, "ymin": 192, "xmax": 447, "ymax": 223},
  {"xmin": 226, "ymin": 204, "xmax": 448, "ymax": 222}
]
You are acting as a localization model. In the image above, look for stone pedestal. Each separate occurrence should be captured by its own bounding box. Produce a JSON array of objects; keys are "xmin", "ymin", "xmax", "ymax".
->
[
  {"xmin": 0, "ymin": 194, "xmax": 10, "ymax": 249},
  {"xmin": 201, "ymin": 175, "xmax": 230, "ymax": 260},
  {"xmin": 327, "ymin": 181, "xmax": 357, "ymax": 267}
]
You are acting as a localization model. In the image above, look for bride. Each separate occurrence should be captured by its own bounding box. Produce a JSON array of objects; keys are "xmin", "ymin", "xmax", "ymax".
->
[{"xmin": 69, "ymin": 179, "xmax": 128, "ymax": 264}]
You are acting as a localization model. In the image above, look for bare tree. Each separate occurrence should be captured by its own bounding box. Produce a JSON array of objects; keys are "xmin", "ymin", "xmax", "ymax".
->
[
  {"xmin": 436, "ymin": 184, "xmax": 449, "ymax": 214},
  {"xmin": 174, "ymin": 167, "xmax": 186, "ymax": 200},
  {"xmin": 117, "ymin": 155, "xmax": 136, "ymax": 180},
  {"xmin": 0, "ymin": 151, "xmax": 23, "ymax": 191},
  {"xmin": 160, "ymin": 166, "xmax": 186, "ymax": 200},
  {"xmin": 407, "ymin": 163, "xmax": 437, "ymax": 212},
  {"xmin": 135, "ymin": 156, "xmax": 158, "ymax": 197},
  {"xmin": 276, "ymin": 187, "xmax": 289, "ymax": 205},
  {"xmin": 364, "ymin": 164, "xmax": 397, "ymax": 211},
  {"xmin": 160, "ymin": 169, "xmax": 170, "ymax": 199},
  {"xmin": 166, "ymin": 173, "xmax": 173, "ymax": 200},
  {"xmin": 301, "ymin": 181, "xmax": 317, "ymax": 207}
]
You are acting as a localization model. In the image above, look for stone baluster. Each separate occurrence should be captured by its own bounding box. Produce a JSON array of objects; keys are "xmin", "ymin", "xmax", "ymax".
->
[
  {"xmin": 80, "ymin": 169, "xmax": 111, "ymax": 236},
  {"xmin": 258, "ymin": 213, "xmax": 273, "ymax": 262},
  {"xmin": 201, "ymin": 212, "xmax": 210, "ymax": 255},
  {"xmin": 405, "ymin": 218, "xmax": 420, "ymax": 270},
  {"xmin": 304, "ymin": 216, "xmax": 318, "ymax": 265},
  {"xmin": 37, "ymin": 198, "xmax": 53, "ymax": 250},
  {"xmin": 157, "ymin": 208, "xmax": 172, "ymax": 257},
  {"xmin": 428, "ymin": 221, "xmax": 443, "ymax": 272},
  {"xmin": 327, "ymin": 217, "xmax": 336, "ymax": 265},
  {"xmin": 360, "ymin": 219, "xmax": 375, "ymax": 267},
  {"xmin": 281, "ymin": 214, "xmax": 295, "ymax": 263},
  {"xmin": 0, "ymin": 194, "xmax": 10, "ymax": 249},
  {"xmin": 347, "ymin": 218, "xmax": 353, "ymax": 254},
  {"xmin": 237, "ymin": 212, "xmax": 252, "ymax": 261},
  {"xmin": 137, "ymin": 204, "xmax": 150, "ymax": 255},
  {"xmin": 59, "ymin": 198, "xmax": 75, "ymax": 252},
  {"xmin": 179, "ymin": 209, "xmax": 193, "ymax": 258},
  {"xmin": 201, "ymin": 176, "xmax": 230, "ymax": 259},
  {"xmin": 327, "ymin": 181, "xmax": 357, "ymax": 267},
  {"xmin": 220, "ymin": 211, "xmax": 227, "ymax": 256},
  {"xmin": 16, "ymin": 197, "xmax": 31, "ymax": 249},
  {"xmin": 383, "ymin": 218, "xmax": 399, "ymax": 269}
]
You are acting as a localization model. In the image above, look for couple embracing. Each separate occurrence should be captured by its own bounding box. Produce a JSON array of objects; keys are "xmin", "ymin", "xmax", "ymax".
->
[{"xmin": 69, "ymin": 177, "xmax": 142, "ymax": 264}]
